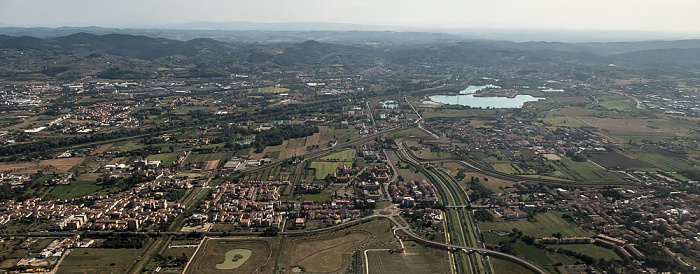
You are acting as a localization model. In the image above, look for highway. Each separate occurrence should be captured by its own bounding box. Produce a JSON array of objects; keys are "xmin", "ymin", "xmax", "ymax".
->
[
  {"xmin": 397, "ymin": 141, "xmax": 550, "ymax": 274},
  {"xmin": 397, "ymin": 141, "xmax": 486, "ymax": 274}
]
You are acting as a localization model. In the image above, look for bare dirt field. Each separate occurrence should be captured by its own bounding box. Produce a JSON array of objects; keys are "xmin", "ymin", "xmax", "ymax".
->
[
  {"xmin": 278, "ymin": 219, "xmax": 401, "ymax": 274},
  {"xmin": 91, "ymin": 144, "xmax": 113, "ymax": 155},
  {"xmin": 0, "ymin": 157, "xmax": 85, "ymax": 174},
  {"xmin": 280, "ymin": 137, "xmax": 308, "ymax": 159},
  {"xmin": 203, "ymin": 160, "xmax": 219, "ymax": 171},
  {"xmin": 279, "ymin": 232, "xmax": 371, "ymax": 273},
  {"xmin": 249, "ymin": 140, "xmax": 288, "ymax": 160},
  {"xmin": 77, "ymin": 173, "xmax": 103, "ymax": 181},
  {"xmin": 305, "ymin": 132, "xmax": 321, "ymax": 147}
]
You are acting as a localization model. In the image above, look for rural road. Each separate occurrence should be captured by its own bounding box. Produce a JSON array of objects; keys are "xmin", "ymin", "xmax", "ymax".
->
[{"xmin": 5, "ymin": 210, "xmax": 546, "ymax": 274}]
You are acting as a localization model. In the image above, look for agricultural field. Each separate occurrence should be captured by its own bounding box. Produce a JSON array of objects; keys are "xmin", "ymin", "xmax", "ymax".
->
[
  {"xmin": 318, "ymin": 126, "xmax": 336, "ymax": 145},
  {"xmin": 185, "ymin": 152, "xmax": 232, "ymax": 164},
  {"xmin": 250, "ymin": 136, "xmax": 313, "ymax": 160},
  {"xmin": 91, "ymin": 144, "xmax": 113, "ymax": 155},
  {"xmin": 308, "ymin": 149, "xmax": 357, "ymax": 179},
  {"xmin": 305, "ymin": 132, "xmax": 321, "ymax": 148},
  {"xmin": 588, "ymin": 152, "xmax": 655, "ymax": 169},
  {"xmin": 602, "ymin": 130, "xmax": 676, "ymax": 143},
  {"xmin": 620, "ymin": 149, "xmax": 696, "ymax": 171},
  {"xmin": 308, "ymin": 162, "xmax": 353, "ymax": 179},
  {"xmin": 245, "ymin": 165, "xmax": 285, "ymax": 181},
  {"xmin": 479, "ymin": 211, "xmax": 591, "ymax": 238},
  {"xmin": 278, "ymin": 219, "xmax": 401, "ymax": 274},
  {"xmin": 185, "ymin": 237, "xmax": 277, "ymax": 274},
  {"xmin": 551, "ymin": 157, "xmax": 622, "ymax": 182},
  {"xmin": 282, "ymin": 137, "xmax": 308, "ymax": 158},
  {"xmin": 185, "ymin": 152, "xmax": 232, "ymax": 170},
  {"xmin": 279, "ymin": 232, "xmax": 370, "ymax": 273},
  {"xmin": 365, "ymin": 241, "xmax": 450, "ymax": 274},
  {"xmin": 542, "ymin": 116, "xmax": 589, "ymax": 128},
  {"xmin": 513, "ymin": 242, "xmax": 577, "ymax": 266},
  {"xmin": 473, "ymin": 174, "xmax": 516, "ymax": 193},
  {"xmin": 112, "ymin": 140, "xmax": 144, "ymax": 152},
  {"xmin": 248, "ymin": 86, "xmax": 290, "ymax": 93},
  {"xmin": 50, "ymin": 180, "xmax": 102, "ymax": 199},
  {"xmin": 56, "ymin": 248, "xmax": 145, "ymax": 274},
  {"xmin": 0, "ymin": 157, "xmax": 85, "ymax": 174},
  {"xmin": 249, "ymin": 140, "xmax": 287, "ymax": 160},
  {"xmin": 492, "ymin": 163, "xmax": 520, "ymax": 174},
  {"xmin": 490, "ymin": 257, "xmax": 536, "ymax": 274},
  {"xmin": 146, "ymin": 152, "xmax": 181, "ymax": 167},
  {"xmin": 481, "ymin": 232, "xmax": 513, "ymax": 245},
  {"xmin": 320, "ymin": 149, "xmax": 356, "ymax": 162},
  {"xmin": 552, "ymin": 244, "xmax": 621, "ymax": 261}
]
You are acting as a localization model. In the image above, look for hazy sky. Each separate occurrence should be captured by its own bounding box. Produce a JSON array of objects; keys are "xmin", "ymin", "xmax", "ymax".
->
[{"xmin": 1, "ymin": 0, "xmax": 698, "ymax": 33}]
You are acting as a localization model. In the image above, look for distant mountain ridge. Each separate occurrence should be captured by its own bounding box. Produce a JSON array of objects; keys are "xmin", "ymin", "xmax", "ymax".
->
[
  {"xmin": 1, "ymin": 26, "xmax": 699, "ymax": 47},
  {"xmin": 2, "ymin": 32, "xmax": 700, "ymax": 80}
]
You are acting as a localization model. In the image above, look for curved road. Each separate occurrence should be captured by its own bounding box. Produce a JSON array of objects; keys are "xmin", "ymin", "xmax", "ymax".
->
[
  {"xmin": 12, "ymin": 211, "xmax": 548, "ymax": 274},
  {"xmin": 386, "ymin": 215, "xmax": 548, "ymax": 274},
  {"xmin": 283, "ymin": 212, "xmax": 548, "ymax": 274}
]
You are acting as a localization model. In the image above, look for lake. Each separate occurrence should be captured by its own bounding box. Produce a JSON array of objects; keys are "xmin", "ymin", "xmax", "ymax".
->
[{"xmin": 426, "ymin": 85, "xmax": 544, "ymax": 109}]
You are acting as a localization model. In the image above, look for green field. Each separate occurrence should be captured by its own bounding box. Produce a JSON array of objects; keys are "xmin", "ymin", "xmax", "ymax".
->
[
  {"xmin": 366, "ymin": 243, "xmax": 450, "ymax": 274},
  {"xmin": 598, "ymin": 98, "xmax": 637, "ymax": 112},
  {"xmin": 553, "ymin": 244, "xmax": 621, "ymax": 261},
  {"xmin": 482, "ymin": 233, "xmax": 513, "ymax": 245},
  {"xmin": 553, "ymin": 158, "xmax": 622, "ymax": 182},
  {"xmin": 56, "ymin": 248, "xmax": 144, "ymax": 274},
  {"xmin": 309, "ymin": 161, "xmax": 353, "ymax": 179},
  {"xmin": 146, "ymin": 152, "xmax": 181, "ymax": 167},
  {"xmin": 603, "ymin": 130, "xmax": 676, "ymax": 143},
  {"xmin": 27, "ymin": 238, "xmax": 55, "ymax": 255},
  {"xmin": 302, "ymin": 193, "xmax": 331, "ymax": 203},
  {"xmin": 621, "ymin": 149, "xmax": 695, "ymax": 171},
  {"xmin": 513, "ymin": 242, "xmax": 577, "ymax": 266},
  {"xmin": 492, "ymin": 163, "xmax": 518, "ymax": 174},
  {"xmin": 479, "ymin": 211, "xmax": 591, "ymax": 238},
  {"xmin": 542, "ymin": 116, "xmax": 589, "ymax": 128},
  {"xmin": 50, "ymin": 180, "xmax": 102, "ymax": 199},
  {"xmin": 113, "ymin": 140, "xmax": 144, "ymax": 151},
  {"xmin": 185, "ymin": 152, "xmax": 233, "ymax": 164},
  {"xmin": 320, "ymin": 149, "xmax": 356, "ymax": 161},
  {"xmin": 491, "ymin": 258, "xmax": 536, "ymax": 274},
  {"xmin": 286, "ymin": 137, "xmax": 307, "ymax": 149}
]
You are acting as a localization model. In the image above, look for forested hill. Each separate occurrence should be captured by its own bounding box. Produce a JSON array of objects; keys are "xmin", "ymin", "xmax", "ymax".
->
[{"xmin": 2, "ymin": 32, "xmax": 700, "ymax": 80}]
